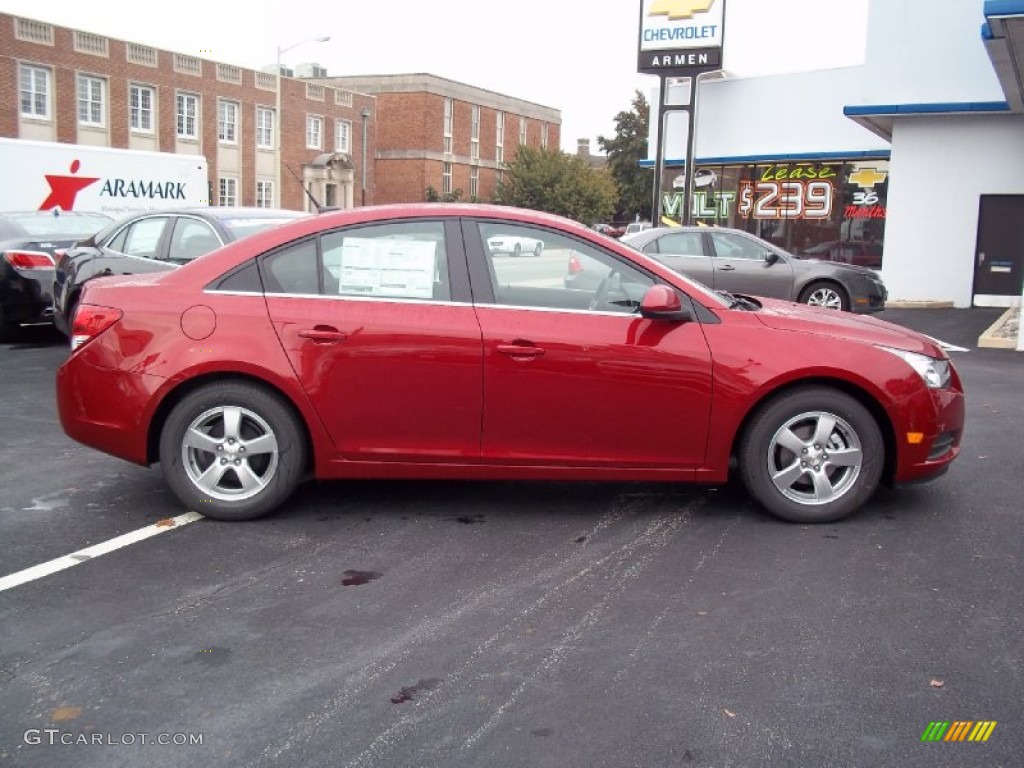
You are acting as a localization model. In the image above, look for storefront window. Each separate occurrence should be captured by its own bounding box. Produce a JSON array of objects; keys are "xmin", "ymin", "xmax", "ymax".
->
[{"xmin": 660, "ymin": 160, "xmax": 889, "ymax": 269}]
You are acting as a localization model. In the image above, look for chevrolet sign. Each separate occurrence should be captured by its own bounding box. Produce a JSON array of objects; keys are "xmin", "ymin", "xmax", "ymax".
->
[{"xmin": 638, "ymin": 0, "xmax": 726, "ymax": 76}]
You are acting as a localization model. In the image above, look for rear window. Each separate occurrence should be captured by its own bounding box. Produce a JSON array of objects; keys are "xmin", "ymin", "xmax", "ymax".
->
[
  {"xmin": 4, "ymin": 212, "xmax": 111, "ymax": 240},
  {"xmin": 221, "ymin": 216, "xmax": 307, "ymax": 241}
]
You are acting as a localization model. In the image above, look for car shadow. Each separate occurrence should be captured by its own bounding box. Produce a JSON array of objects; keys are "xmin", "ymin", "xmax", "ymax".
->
[{"xmin": 2, "ymin": 324, "xmax": 68, "ymax": 350}]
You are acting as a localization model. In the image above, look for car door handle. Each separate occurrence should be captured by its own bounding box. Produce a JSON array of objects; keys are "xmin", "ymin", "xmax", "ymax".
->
[
  {"xmin": 496, "ymin": 344, "xmax": 545, "ymax": 360},
  {"xmin": 298, "ymin": 326, "xmax": 348, "ymax": 344},
  {"xmin": 718, "ymin": 264, "xmax": 736, "ymax": 271}
]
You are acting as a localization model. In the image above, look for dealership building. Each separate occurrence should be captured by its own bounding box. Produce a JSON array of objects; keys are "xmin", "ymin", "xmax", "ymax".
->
[{"xmin": 649, "ymin": 0, "xmax": 1024, "ymax": 324}]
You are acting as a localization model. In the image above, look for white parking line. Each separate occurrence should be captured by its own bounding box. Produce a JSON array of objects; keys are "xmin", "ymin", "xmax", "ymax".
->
[{"xmin": 0, "ymin": 511, "xmax": 204, "ymax": 593}]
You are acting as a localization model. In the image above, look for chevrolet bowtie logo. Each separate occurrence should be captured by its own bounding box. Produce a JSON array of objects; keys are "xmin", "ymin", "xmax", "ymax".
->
[
  {"xmin": 849, "ymin": 168, "xmax": 888, "ymax": 190},
  {"xmin": 649, "ymin": 0, "xmax": 715, "ymax": 21}
]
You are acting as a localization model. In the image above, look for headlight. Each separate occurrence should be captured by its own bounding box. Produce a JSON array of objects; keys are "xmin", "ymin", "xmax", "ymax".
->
[{"xmin": 877, "ymin": 346, "xmax": 951, "ymax": 389}]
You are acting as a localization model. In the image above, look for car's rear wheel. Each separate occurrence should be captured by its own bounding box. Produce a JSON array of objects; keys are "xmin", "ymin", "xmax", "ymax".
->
[
  {"xmin": 799, "ymin": 281, "xmax": 849, "ymax": 311},
  {"xmin": 534, "ymin": 242, "xmax": 543, "ymax": 257},
  {"xmin": 513, "ymin": 243, "xmax": 522, "ymax": 257},
  {"xmin": 159, "ymin": 382, "xmax": 306, "ymax": 521},
  {"xmin": 739, "ymin": 387, "xmax": 883, "ymax": 523}
]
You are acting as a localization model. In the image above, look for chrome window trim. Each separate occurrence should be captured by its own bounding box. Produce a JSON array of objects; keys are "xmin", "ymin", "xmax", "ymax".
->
[{"xmin": 203, "ymin": 289, "xmax": 472, "ymax": 308}]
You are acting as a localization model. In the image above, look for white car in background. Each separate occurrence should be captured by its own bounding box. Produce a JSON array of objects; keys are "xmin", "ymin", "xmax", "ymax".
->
[{"xmin": 487, "ymin": 234, "xmax": 544, "ymax": 257}]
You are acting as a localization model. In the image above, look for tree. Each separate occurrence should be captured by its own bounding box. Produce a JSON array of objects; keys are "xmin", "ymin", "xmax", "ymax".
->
[
  {"xmin": 494, "ymin": 145, "xmax": 616, "ymax": 225},
  {"xmin": 598, "ymin": 91, "xmax": 652, "ymax": 223},
  {"xmin": 424, "ymin": 185, "xmax": 463, "ymax": 202}
]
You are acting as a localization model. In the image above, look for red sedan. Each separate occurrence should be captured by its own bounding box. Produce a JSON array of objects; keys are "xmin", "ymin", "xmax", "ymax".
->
[{"xmin": 57, "ymin": 204, "xmax": 964, "ymax": 524}]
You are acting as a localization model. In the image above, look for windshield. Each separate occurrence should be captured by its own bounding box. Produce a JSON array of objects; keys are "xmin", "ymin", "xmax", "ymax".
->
[{"xmin": 7, "ymin": 212, "xmax": 112, "ymax": 240}]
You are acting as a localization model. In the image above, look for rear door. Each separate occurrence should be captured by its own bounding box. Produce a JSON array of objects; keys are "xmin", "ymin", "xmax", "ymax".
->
[{"xmin": 261, "ymin": 219, "xmax": 484, "ymax": 463}]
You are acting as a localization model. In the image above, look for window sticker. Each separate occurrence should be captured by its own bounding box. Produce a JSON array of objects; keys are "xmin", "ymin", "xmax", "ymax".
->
[{"xmin": 336, "ymin": 237, "xmax": 437, "ymax": 298}]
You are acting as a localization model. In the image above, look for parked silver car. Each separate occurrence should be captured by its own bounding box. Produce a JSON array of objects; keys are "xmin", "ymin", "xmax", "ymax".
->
[{"xmin": 617, "ymin": 227, "xmax": 887, "ymax": 313}]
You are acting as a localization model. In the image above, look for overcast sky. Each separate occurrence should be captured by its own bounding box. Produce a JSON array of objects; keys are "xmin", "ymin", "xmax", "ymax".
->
[{"xmin": 1, "ymin": 0, "xmax": 869, "ymax": 152}]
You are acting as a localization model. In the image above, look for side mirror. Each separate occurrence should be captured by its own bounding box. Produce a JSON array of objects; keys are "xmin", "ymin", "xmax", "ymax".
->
[
  {"xmin": 640, "ymin": 285, "xmax": 691, "ymax": 322},
  {"xmin": 764, "ymin": 251, "xmax": 780, "ymax": 265}
]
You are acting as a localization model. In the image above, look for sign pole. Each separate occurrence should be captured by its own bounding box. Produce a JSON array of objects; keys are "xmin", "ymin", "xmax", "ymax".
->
[{"xmin": 638, "ymin": 0, "xmax": 726, "ymax": 225}]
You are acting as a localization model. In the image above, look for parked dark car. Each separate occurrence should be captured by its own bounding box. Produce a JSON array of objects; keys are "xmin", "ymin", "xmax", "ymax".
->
[
  {"xmin": 617, "ymin": 227, "xmax": 887, "ymax": 313},
  {"xmin": 58, "ymin": 204, "xmax": 961, "ymax": 525},
  {"xmin": 0, "ymin": 210, "xmax": 112, "ymax": 339},
  {"xmin": 53, "ymin": 207, "xmax": 308, "ymax": 335}
]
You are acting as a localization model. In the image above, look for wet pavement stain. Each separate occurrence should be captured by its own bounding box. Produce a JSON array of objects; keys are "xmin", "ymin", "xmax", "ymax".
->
[
  {"xmin": 823, "ymin": 534, "xmax": 840, "ymax": 539},
  {"xmin": 390, "ymin": 678, "xmax": 442, "ymax": 704},
  {"xmin": 185, "ymin": 646, "xmax": 233, "ymax": 667},
  {"xmin": 455, "ymin": 514, "xmax": 485, "ymax": 525},
  {"xmin": 530, "ymin": 727, "xmax": 553, "ymax": 738},
  {"xmin": 574, "ymin": 536, "xmax": 587, "ymax": 544},
  {"xmin": 342, "ymin": 570, "xmax": 382, "ymax": 586}
]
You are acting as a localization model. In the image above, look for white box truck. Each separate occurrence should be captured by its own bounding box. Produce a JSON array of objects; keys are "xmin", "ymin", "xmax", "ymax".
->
[{"xmin": 0, "ymin": 138, "xmax": 209, "ymax": 216}]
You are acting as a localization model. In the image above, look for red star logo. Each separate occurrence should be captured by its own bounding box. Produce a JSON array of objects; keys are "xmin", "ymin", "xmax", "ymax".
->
[{"xmin": 39, "ymin": 159, "xmax": 100, "ymax": 211}]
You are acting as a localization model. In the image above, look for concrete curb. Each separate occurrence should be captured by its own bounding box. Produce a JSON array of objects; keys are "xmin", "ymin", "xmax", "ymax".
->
[
  {"xmin": 978, "ymin": 306, "xmax": 1020, "ymax": 350},
  {"xmin": 884, "ymin": 300, "xmax": 956, "ymax": 309}
]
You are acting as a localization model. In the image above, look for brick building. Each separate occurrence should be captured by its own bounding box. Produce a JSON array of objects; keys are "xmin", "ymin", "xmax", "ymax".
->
[
  {"xmin": 313, "ymin": 74, "xmax": 561, "ymax": 205},
  {"xmin": 0, "ymin": 12, "xmax": 376, "ymax": 211}
]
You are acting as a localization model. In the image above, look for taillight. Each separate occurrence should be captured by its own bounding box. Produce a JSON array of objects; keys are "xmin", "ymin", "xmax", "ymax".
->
[
  {"xmin": 71, "ymin": 306, "xmax": 123, "ymax": 351},
  {"xmin": 568, "ymin": 254, "xmax": 583, "ymax": 274},
  {"xmin": 4, "ymin": 250, "xmax": 55, "ymax": 269}
]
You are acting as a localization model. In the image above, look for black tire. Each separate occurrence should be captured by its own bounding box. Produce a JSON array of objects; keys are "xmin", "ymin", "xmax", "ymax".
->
[
  {"xmin": 798, "ymin": 281, "xmax": 849, "ymax": 311},
  {"xmin": 63, "ymin": 296, "xmax": 79, "ymax": 339},
  {"xmin": 158, "ymin": 381, "xmax": 307, "ymax": 521},
  {"xmin": 512, "ymin": 243, "xmax": 522, "ymax": 257},
  {"xmin": 738, "ymin": 387, "xmax": 884, "ymax": 523},
  {"xmin": 533, "ymin": 242, "xmax": 543, "ymax": 257}
]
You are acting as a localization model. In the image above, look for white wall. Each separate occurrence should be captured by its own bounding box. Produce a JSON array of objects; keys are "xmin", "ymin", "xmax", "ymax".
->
[
  {"xmin": 882, "ymin": 113, "xmax": 1024, "ymax": 306},
  {"xmin": 650, "ymin": 68, "xmax": 889, "ymax": 162},
  {"xmin": 861, "ymin": 0, "xmax": 1004, "ymax": 105}
]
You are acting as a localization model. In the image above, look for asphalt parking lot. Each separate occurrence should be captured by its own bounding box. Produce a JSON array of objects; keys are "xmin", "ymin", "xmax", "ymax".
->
[{"xmin": 1, "ymin": 308, "xmax": 1021, "ymax": 768}]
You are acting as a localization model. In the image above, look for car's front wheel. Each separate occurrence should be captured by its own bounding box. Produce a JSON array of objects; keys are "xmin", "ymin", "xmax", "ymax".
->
[
  {"xmin": 512, "ymin": 243, "xmax": 522, "ymax": 257},
  {"xmin": 533, "ymin": 242, "xmax": 543, "ymax": 257},
  {"xmin": 799, "ymin": 281, "xmax": 849, "ymax": 311},
  {"xmin": 159, "ymin": 381, "xmax": 307, "ymax": 521},
  {"xmin": 739, "ymin": 387, "xmax": 884, "ymax": 523}
]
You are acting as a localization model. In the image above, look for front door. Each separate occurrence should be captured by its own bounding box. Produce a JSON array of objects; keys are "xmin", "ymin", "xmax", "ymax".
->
[
  {"xmin": 470, "ymin": 219, "xmax": 714, "ymax": 469},
  {"xmin": 707, "ymin": 230, "xmax": 794, "ymax": 300},
  {"xmin": 974, "ymin": 195, "xmax": 1024, "ymax": 300}
]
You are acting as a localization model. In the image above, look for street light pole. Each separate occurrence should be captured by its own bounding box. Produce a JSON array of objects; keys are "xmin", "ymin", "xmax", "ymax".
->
[
  {"xmin": 361, "ymin": 107, "xmax": 370, "ymax": 206},
  {"xmin": 274, "ymin": 35, "xmax": 330, "ymax": 210}
]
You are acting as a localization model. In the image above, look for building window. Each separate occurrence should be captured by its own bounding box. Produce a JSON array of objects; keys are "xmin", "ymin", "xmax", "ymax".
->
[
  {"xmin": 470, "ymin": 105, "xmax": 480, "ymax": 161},
  {"xmin": 19, "ymin": 64, "xmax": 50, "ymax": 119},
  {"xmin": 519, "ymin": 116, "xmax": 527, "ymax": 145},
  {"xmin": 219, "ymin": 177, "xmax": 238, "ymax": 207},
  {"xmin": 256, "ymin": 180, "xmax": 273, "ymax": 208},
  {"xmin": 443, "ymin": 97, "xmax": 453, "ymax": 155},
  {"xmin": 335, "ymin": 90, "xmax": 353, "ymax": 106},
  {"xmin": 177, "ymin": 93, "xmax": 199, "ymax": 139},
  {"xmin": 73, "ymin": 31, "xmax": 108, "ymax": 57},
  {"xmin": 77, "ymin": 75, "xmax": 105, "ymax": 127},
  {"xmin": 541, "ymin": 122, "xmax": 548, "ymax": 149},
  {"xmin": 496, "ymin": 111, "xmax": 504, "ymax": 165},
  {"xmin": 335, "ymin": 119, "xmax": 351, "ymax": 153},
  {"xmin": 256, "ymin": 107, "xmax": 274, "ymax": 149},
  {"xmin": 216, "ymin": 63, "xmax": 242, "ymax": 84},
  {"xmin": 442, "ymin": 162, "xmax": 452, "ymax": 195},
  {"xmin": 470, "ymin": 166, "xmax": 479, "ymax": 200},
  {"xmin": 306, "ymin": 83, "xmax": 325, "ymax": 101},
  {"xmin": 173, "ymin": 53, "xmax": 202, "ymax": 77},
  {"xmin": 129, "ymin": 85, "xmax": 154, "ymax": 133},
  {"xmin": 306, "ymin": 115, "xmax": 323, "ymax": 149},
  {"xmin": 126, "ymin": 43, "xmax": 157, "ymax": 67},
  {"xmin": 15, "ymin": 18, "xmax": 54, "ymax": 45},
  {"xmin": 218, "ymin": 100, "xmax": 239, "ymax": 144}
]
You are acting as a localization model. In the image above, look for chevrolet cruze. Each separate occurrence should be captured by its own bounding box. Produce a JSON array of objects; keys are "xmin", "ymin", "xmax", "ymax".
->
[{"xmin": 57, "ymin": 204, "xmax": 964, "ymax": 523}]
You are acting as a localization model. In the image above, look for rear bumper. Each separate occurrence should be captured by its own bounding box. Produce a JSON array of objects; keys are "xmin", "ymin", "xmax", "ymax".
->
[
  {"xmin": 57, "ymin": 351, "xmax": 162, "ymax": 466},
  {"xmin": 0, "ymin": 265, "xmax": 55, "ymax": 324}
]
